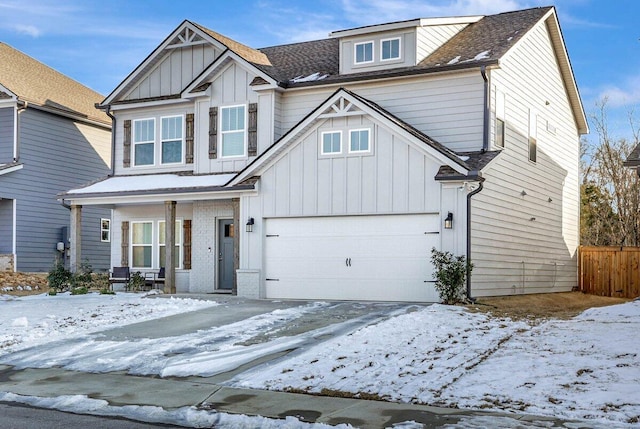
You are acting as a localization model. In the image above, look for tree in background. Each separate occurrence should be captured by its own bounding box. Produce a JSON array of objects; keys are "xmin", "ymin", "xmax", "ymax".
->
[{"xmin": 581, "ymin": 100, "xmax": 640, "ymax": 246}]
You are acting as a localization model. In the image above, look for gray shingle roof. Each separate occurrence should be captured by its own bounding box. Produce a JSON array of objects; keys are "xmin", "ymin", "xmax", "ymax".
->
[
  {"xmin": 624, "ymin": 144, "xmax": 640, "ymax": 167},
  {"xmin": 253, "ymin": 7, "xmax": 551, "ymax": 88}
]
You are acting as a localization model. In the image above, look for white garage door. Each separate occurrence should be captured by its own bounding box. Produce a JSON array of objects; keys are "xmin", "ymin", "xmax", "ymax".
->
[{"xmin": 264, "ymin": 214, "xmax": 441, "ymax": 302}]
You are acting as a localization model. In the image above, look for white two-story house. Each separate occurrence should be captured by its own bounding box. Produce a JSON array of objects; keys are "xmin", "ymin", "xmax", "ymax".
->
[{"xmin": 61, "ymin": 6, "xmax": 587, "ymax": 301}]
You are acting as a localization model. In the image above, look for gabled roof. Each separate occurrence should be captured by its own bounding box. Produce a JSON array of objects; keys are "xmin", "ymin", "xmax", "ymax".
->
[
  {"xmin": 624, "ymin": 144, "xmax": 640, "ymax": 168},
  {"xmin": 229, "ymin": 87, "xmax": 472, "ymax": 187},
  {"xmin": 0, "ymin": 43, "xmax": 109, "ymax": 126}
]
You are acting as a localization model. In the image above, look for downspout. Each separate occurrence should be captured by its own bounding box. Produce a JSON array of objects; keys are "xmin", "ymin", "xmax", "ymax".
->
[
  {"xmin": 14, "ymin": 101, "xmax": 28, "ymax": 162},
  {"xmin": 104, "ymin": 105, "xmax": 116, "ymax": 176},
  {"xmin": 480, "ymin": 65, "xmax": 490, "ymax": 152},
  {"xmin": 466, "ymin": 177, "xmax": 484, "ymax": 301}
]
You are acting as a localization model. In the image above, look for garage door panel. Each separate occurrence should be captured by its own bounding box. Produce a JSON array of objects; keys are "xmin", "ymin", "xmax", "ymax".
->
[{"xmin": 264, "ymin": 214, "xmax": 440, "ymax": 302}]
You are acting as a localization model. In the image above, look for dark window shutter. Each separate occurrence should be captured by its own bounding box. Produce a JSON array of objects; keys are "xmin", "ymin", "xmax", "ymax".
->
[
  {"xmin": 248, "ymin": 103, "xmax": 258, "ymax": 156},
  {"xmin": 123, "ymin": 120, "xmax": 131, "ymax": 168},
  {"xmin": 185, "ymin": 113, "xmax": 194, "ymax": 164},
  {"xmin": 121, "ymin": 221, "xmax": 129, "ymax": 266},
  {"xmin": 183, "ymin": 219, "xmax": 192, "ymax": 270},
  {"xmin": 209, "ymin": 107, "xmax": 218, "ymax": 159}
]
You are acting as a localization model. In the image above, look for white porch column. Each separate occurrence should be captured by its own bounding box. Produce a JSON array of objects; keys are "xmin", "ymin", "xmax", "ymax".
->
[
  {"xmin": 165, "ymin": 201, "xmax": 176, "ymax": 294},
  {"xmin": 70, "ymin": 204, "xmax": 82, "ymax": 273}
]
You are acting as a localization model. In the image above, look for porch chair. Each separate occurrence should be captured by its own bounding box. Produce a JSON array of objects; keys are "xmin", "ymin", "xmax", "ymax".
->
[
  {"xmin": 146, "ymin": 267, "xmax": 165, "ymax": 290},
  {"xmin": 108, "ymin": 267, "xmax": 130, "ymax": 291}
]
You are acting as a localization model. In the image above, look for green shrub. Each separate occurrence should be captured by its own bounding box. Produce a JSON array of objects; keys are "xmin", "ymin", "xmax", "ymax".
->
[
  {"xmin": 99, "ymin": 288, "xmax": 115, "ymax": 295},
  {"xmin": 71, "ymin": 260, "xmax": 93, "ymax": 289},
  {"xmin": 47, "ymin": 259, "xmax": 71, "ymax": 293},
  {"xmin": 430, "ymin": 248, "xmax": 473, "ymax": 304},
  {"xmin": 70, "ymin": 286, "xmax": 89, "ymax": 295},
  {"xmin": 128, "ymin": 271, "xmax": 145, "ymax": 291}
]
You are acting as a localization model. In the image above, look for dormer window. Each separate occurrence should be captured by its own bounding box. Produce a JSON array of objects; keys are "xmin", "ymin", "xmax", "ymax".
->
[
  {"xmin": 381, "ymin": 38, "xmax": 400, "ymax": 61},
  {"xmin": 354, "ymin": 41, "xmax": 374, "ymax": 64}
]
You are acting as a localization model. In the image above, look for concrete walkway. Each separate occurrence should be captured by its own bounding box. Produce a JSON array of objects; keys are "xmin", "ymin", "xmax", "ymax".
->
[{"xmin": 0, "ymin": 295, "xmax": 587, "ymax": 428}]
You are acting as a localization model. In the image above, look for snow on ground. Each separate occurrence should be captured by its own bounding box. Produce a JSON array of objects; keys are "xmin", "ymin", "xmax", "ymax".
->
[
  {"xmin": 1, "ymin": 293, "xmax": 639, "ymax": 427},
  {"xmin": 0, "ymin": 291, "xmax": 218, "ymax": 356}
]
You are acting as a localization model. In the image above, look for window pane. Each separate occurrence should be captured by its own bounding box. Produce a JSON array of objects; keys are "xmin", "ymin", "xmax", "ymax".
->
[
  {"xmin": 222, "ymin": 132, "xmax": 245, "ymax": 156},
  {"xmin": 133, "ymin": 246, "xmax": 152, "ymax": 268},
  {"xmin": 323, "ymin": 132, "xmax": 341, "ymax": 154},
  {"xmin": 355, "ymin": 42, "xmax": 372, "ymax": 63},
  {"xmin": 350, "ymin": 130, "xmax": 369, "ymax": 152},
  {"xmin": 162, "ymin": 140, "xmax": 182, "ymax": 163},
  {"xmin": 134, "ymin": 119, "xmax": 154, "ymax": 143},
  {"xmin": 162, "ymin": 116, "xmax": 182, "ymax": 140},
  {"xmin": 134, "ymin": 142, "xmax": 154, "ymax": 165},
  {"xmin": 222, "ymin": 106, "xmax": 244, "ymax": 132},
  {"xmin": 101, "ymin": 231, "xmax": 110, "ymax": 242},
  {"xmin": 159, "ymin": 221, "xmax": 182, "ymax": 245},
  {"xmin": 496, "ymin": 118, "xmax": 505, "ymax": 148},
  {"xmin": 132, "ymin": 222, "xmax": 152, "ymax": 245},
  {"xmin": 529, "ymin": 137, "xmax": 537, "ymax": 162},
  {"xmin": 382, "ymin": 39, "xmax": 399, "ymax": 60}
]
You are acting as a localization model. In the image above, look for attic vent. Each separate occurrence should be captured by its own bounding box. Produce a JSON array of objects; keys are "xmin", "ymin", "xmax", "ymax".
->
[{"xmin": 167, "ymin": 27, "xmax": 206, "ymax": 49}]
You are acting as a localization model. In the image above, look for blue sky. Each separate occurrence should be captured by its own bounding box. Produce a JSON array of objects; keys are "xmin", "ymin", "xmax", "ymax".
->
[{"xmin": 1, "ymin": 0, "xmax": 639, "ymax": 142}]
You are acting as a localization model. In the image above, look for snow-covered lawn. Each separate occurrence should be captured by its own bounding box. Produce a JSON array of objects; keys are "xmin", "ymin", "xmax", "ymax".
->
[{"xmin": 1, "ymin": 292, "xmax": 639, "ymax": 428}]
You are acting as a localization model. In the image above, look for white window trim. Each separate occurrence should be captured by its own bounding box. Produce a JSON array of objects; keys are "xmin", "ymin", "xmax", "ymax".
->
[
  {"xmin": 494, "ymin": 89, "xmax": 506, "ymax": 149},
  {"xmin": 220, "ymin": 104, "xmax": 248, "ymax": 159},
  {"xmin": 160, "ymin": 114, "xmax": 185, "ymax": 165},
  {"xmin": 100, "ymin": 218, "xmax": 110, "ymax": 243},
  {"xmin": 132, "ymin": 118, "xmax": 156, "ymax": 167},
  {"xmin": 380, "ymin": 37, "xmax": 401, "ymax": 61},
  {"xmin": 348, "ymin": 128, "xmax": 372, "ymax": 153},
  {"xmin": 130, "ymin": 220, "xmax": 154, "ymax": 269},
  {"xmin": 320, "ymin": 130, "xmax": 342, "ymax": 155},
  {"xmin": 158, "ymin": 219, "xmax": 183, "ymax": 270},
  {"xmin": 354, "ymin": 41, "xmax": 374, "ymax": 64},
  {"xmin": 528, "ymin": 109, "xmax": 538, "ymax": 163}
]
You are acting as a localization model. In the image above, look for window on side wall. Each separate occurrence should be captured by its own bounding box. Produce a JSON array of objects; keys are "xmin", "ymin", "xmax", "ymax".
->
[
  {"xmin": 158, "ymin": 220, "xmax": 182, "ymax": 269},
  {"xmin": 349, "ymin": 129, "xmax": 370, "ymax": 153},
  {"xmin": 528, "ymin": 109, "xmax": 537, "ymax": 163},
  {"xmin": 131, "ymin": 221, "xmax": 153, "ymax": 268},
  {"xmin": 161, "ymin": 115, "xmax": 183, "ymax": 164},
  {"xmin": 381, "ymin": 38, "xmax": 400, "ymax": 61},
  {"xmin": 133, "ymin": 119, "xmax": 155, "ymax": 166},
  {"xmin": 221, "ymin": 105, "xmax": 246, "ymax": 157},
  {"xmin": 495, "ymin": 90, "xmax": 506, "ymax": 148},
  {"xmin": 354, "ymin": 41, "xmax": 373, "ymax": 64},
  {"xmin": 321, "ymin": 131, "xmax": 342, "ymax": 155},
  {"xmin": 101, "ymin": 219, "xmax": 110, "ymax": 243}
]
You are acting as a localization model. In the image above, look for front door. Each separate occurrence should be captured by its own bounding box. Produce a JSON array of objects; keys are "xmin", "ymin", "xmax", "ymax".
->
[{"xmin": 217, "ymin": 219, "xmax": 235, "ymax": 290}]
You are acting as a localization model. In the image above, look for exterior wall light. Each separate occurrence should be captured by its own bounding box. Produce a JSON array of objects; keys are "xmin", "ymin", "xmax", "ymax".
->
[
  {"xmin": 245, "ymin": 217, "xmax": 255, "ymax": 233},
  {"xmin": 444, "ymin": 212, "xmax": 453, "ymax": 229}
]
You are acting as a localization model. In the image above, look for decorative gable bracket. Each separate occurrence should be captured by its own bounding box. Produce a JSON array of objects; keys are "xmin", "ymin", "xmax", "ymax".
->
[
  {"xmin": 318, "ymin": 97, "xmax": 364, "ymax": 119},
  {"xmin": 167, "ymin": 27, "xmax": 207, "ymax": 49}
]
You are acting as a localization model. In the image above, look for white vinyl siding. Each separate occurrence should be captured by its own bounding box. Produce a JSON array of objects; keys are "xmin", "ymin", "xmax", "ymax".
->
[
  {"xmin": 133, "ymin": 119, "xmax": 155, "ymax": 166},
  {"xmin": 416, "ymin": 23, "xmax": 468, "ymax": 62},
  {"xmin": 471, "ymin": 20, "xmax": 580, "ymax": 296},
  {"xmin": 221, "ymin": 105, "xmax": 246, "ymax": 158}
]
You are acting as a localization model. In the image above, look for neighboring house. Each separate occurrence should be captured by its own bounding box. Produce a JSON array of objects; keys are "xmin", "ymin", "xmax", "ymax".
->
[
  {"xmin": 624, "ymin": 144, "xmax": 640, "ymax": 174},
  {"xmin": 61, "ymin": 6, "xmax": 588, "ymax": 301},
  {"xmin": 0, "ymin": 43, "xmax": 112, "ymax": 273}
]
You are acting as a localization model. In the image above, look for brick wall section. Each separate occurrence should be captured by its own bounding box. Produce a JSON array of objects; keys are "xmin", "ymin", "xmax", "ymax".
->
[{"xmin": 190, "ymin": 200, "xmax": 233, "ymax": 293}]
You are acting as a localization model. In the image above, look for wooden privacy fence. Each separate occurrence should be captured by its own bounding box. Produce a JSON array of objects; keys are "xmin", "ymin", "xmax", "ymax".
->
[{"xmin": 579, "ymin": 246, "xmax": 640, "ymax": 299}]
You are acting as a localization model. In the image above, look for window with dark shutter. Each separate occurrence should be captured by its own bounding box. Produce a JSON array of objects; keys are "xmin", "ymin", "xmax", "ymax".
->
[
  {"xmin": 123, "ymin": 120, "xmax": 131, "ymax": 167},
  {"xmin": 183, "ymin": 219, "xmax": 192, "ymax": 269},
  {"xmin": 209, "ymin": 107, "xmax": 218, "ymax": 159},
  {"xmin": 121, "ymin": 221, "xmax": 129, "ymax": 266},
  {"xmin": 185, "ymin": 113, "xmax": 194, "ymax": 164},
  {"xmin": 248, "ymin": 103, "xmax": 258, "ymax": 156}
]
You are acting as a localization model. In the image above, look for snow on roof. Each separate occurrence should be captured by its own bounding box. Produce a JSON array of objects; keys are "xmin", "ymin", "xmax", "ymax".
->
[
  {"xmin": 67, "ymin": 173, "xmax": 236, "ymax": 195},
  {"xmin": 290, "ymin": 72, "xmax": 329, "ymax": 83}
]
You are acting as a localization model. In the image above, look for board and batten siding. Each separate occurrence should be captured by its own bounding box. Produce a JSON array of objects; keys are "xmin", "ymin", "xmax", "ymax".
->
[
  {"xmin": 416, "ymin": 23, "xmax": 469, "ymax": 62},
  {"xmin": 0, "ymin": 106, "xmax": 14, "ymax": 162},
  {"xmin": 470, "ymin": 19, "xmax": 581, "ymax": 296},
  {"xmin": 4, "ymin": 109, "xmax": 111, "ymax": 271},
  {"xmin": 258, "ymin": 115, "xmax": 443, "ymax": 218},
  {"xmin": 124, "ymin": 44, "xmax": 218, "ymax": 100},
  {"xmin": 279, "ymin": 72, "xmax": 485, "ymax": 153}
]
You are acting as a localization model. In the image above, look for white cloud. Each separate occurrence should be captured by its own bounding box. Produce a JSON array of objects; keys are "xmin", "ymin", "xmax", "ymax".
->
[
  {"xmin": 13, "ymin": 24, "xmax": 40, "ymax": 37},
  {"xmin": 597, "ymin": 75, "xmax": 640, "ymax": 108}
]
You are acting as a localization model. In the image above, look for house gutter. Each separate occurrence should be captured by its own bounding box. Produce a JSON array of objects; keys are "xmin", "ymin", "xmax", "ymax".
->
[
  {"xmin": 14, "ymin": 101, "xmax": 28, "ymax": 162},
  {"xmin": 466, "ymin": 175, "xmax": 485, "ymax": 302},
  {"xmin": 480, "ymin": 66, "xmax": 489, "ymax": 152},
  {"xmin": 103, "ymin": 105, "xmax": 116, "ymax": 176}
]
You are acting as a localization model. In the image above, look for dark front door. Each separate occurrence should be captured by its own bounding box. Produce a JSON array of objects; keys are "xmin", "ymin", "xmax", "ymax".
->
[{"xmin": 218, "ymin": 219, "xmax": 234, "ymax": 290}]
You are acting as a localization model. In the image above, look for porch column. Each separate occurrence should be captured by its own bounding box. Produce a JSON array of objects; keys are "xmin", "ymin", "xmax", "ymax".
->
[
  {"xmin": 232, "ymin": 198, "xmax": 239, "ymax": 295},
  {"xmin": 164, "ymin": 201, "xmax": 176, "ymax": 294},
  {"xmin": 69, "ymin": 204, "xmax": 82, "ymax": 273}
]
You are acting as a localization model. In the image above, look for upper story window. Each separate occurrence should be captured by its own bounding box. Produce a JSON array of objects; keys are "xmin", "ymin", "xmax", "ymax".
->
[
  {"xmin": 349, "ymin": 129, "xmax": 370, "ymax": 153},
  {"xmin": 221, "ymin": 105, "xmax": 246, "ymax": 158},
  {"xmin": 528, "ymin": 109, "xmax": 537, "ymax": 163},
  {"xmin": 132, "ymin": 116, "xmax": 185, "ymax": 166},
  {"xmin": 381, "ymin": 38, "xmax": 400, "ymax": 61},
  {"xmin": 354, "ymin": 41, "xmax": 374, "ymax": 64},
  {"xmin": 321, "ymin": 131, "xmax": 342, "ymax": 154},
  {"xmin": 161, "ymin": 116, "xmax": 183, "ymax": 163},
  {"xmin": 495, "ymin": 89, "xmax": 505, "ymax": 149},
  {"xmin": 133, "ymin": 119, "xmax": 155, "ymax": 166}
]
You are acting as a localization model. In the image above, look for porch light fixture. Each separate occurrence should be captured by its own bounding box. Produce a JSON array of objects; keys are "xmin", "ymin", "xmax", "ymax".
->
[
  {"xmin": 444, "ymin": 212, "xmax": 453, "ymax": 229},
  {"xmin": 245, "ymin": 217, "xmax": 255, "ymax": 233}
]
